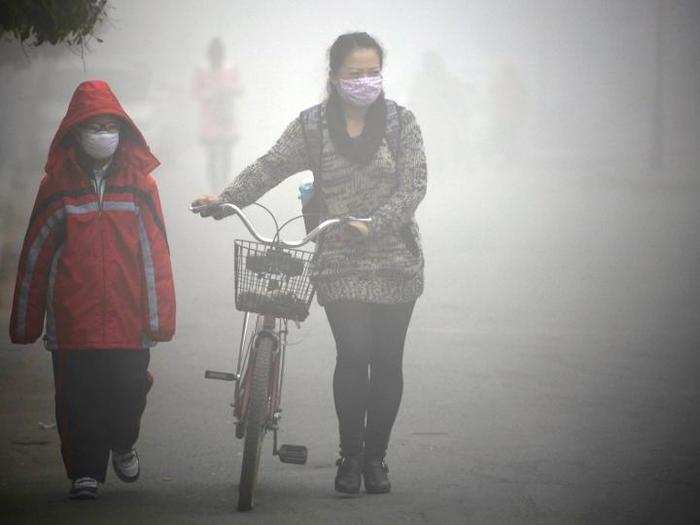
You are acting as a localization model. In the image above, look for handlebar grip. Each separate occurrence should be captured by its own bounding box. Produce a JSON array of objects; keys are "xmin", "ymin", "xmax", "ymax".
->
[
  {"xmin": 190, "ymin": 203, "xmax": 217, "ymax": 213},
  {"xmin": 190, "ymin": 203, "xmax": 238, "ymax": 220}
]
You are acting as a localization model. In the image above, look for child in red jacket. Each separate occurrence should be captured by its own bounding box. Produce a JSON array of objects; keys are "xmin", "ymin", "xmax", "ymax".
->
[{"xmin": 9, "ymin": 80, "xmax": 176, "ymax": 500}]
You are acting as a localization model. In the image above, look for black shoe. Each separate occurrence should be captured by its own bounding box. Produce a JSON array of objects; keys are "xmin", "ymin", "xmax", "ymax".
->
[
  {"xmin": 363, "ymin": 457, "xmax": 391, "ymax": 494},
  {"xmin": 68, "ymin": 477, "xmax": 98, "ymax": 500},
  {"xmin": 334, "ymin": 455, "xmax": 362, "ymax": 494}
]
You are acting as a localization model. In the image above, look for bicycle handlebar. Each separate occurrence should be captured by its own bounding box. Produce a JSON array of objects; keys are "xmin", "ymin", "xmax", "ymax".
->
[{"xmin": 190, "ymin": 202, "xmax": 371, "ymax": 248}]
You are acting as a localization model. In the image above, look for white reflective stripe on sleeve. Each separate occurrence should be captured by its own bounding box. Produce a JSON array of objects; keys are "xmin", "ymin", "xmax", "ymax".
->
[
  {"xmin": 16, "ymin": 208, "xmax": 66, "ymax": 339},
  {"xmin": 44, "ymin": 244, "xmax": 64, "ymax": 350},
  {"xmin": 137, "ymin": 210, "xmax": 159, "ymax": 333}
]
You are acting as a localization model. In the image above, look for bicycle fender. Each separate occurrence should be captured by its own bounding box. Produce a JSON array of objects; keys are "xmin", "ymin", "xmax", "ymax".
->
[{"xmin": 254, "ymin": 330, "xmax": 278, "ymax": 353}]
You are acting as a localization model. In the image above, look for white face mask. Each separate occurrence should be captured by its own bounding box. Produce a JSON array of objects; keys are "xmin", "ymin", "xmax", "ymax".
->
[{"xmin": 79, "ymin": 130, "xmax": 120, "ymax": 160}]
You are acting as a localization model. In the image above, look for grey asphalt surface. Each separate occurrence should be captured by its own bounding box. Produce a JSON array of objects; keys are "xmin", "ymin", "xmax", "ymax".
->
[{"xmin": 2, "ymin": 155, "xmax": 699, "ymax": 523}]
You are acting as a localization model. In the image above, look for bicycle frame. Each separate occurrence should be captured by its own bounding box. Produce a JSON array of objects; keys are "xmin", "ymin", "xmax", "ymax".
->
[
  {"xmin": 193, "ymin": 201, "xmax": 372, "ymax": 509},
  {"xmin": 233, "ymin": 313, "xmax": 289, "ymax": 448},
  {"xmin": 194, "ymin": 201, "xmax": 372, "ymax": 440}
]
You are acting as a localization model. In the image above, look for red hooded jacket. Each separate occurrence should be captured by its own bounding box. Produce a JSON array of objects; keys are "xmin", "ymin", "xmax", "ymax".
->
[{"xmin": 9, "ymin": 80, "xmax": 176, "ymax": 350}]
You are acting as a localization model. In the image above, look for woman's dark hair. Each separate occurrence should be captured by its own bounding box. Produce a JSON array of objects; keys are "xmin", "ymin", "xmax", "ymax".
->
[{"xmin": 327, "ymin": 32, "xmax": 384, "ymax": 95}]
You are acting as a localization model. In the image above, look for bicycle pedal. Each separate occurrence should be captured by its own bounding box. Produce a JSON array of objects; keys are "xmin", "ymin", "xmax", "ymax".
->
[
  {"xmin": 204, "ymin": 370, "xmax": 239, "ymax": 381},
  {"xmin": 277, "ymin": 444, "xmax": 307, "ymax": 465}
]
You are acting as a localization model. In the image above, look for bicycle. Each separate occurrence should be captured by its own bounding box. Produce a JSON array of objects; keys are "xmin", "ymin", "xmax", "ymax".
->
[{"xmin": 190, "ymin": 202, "xmax": 370, "ymax": 511}]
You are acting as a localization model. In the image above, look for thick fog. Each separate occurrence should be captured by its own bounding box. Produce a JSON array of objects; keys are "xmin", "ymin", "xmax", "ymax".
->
[
  {"xmin": 2, "ymin": 0, "xmax": 698, "ymax": 331},
  {"xmin": 1, "ymin": 0, "xmax": 699, "ymax": 521}
]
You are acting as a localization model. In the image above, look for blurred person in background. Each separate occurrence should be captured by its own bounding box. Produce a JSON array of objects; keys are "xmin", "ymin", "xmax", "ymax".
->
[
  {"xmin": 409, "ymin": 51, "xmax": 473, "ymax": 183},
  {"xmin": 192, "ymin": 37, "xmax": 242, "ymax": 192},
  {"xmin": 487, "ymin": 59, "xmax": 527, "ymax": 165},
  {"xmin": 9, "ymin": 80, "xmax": 176, "ymax": 500},
  {"xmin": 192, "ymin": 32, "xmax": 427, "ymax": 496}
]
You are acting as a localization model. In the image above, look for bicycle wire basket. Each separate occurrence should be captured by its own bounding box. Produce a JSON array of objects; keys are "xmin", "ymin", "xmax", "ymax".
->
[{"xmin": 234, "ymin": 239, "xmax": 316, "ymax": 321}]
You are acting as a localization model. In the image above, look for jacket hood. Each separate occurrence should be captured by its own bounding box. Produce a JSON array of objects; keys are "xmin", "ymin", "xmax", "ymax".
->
[{"xmin": 45, "ymin": 80, "xmax": 159, "ymax": 176}]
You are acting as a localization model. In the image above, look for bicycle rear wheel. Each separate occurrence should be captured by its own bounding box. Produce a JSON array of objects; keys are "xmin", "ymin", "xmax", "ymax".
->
[{"xmin": 237, "ymin": 333, "xmax": 274, "ymax": 511}]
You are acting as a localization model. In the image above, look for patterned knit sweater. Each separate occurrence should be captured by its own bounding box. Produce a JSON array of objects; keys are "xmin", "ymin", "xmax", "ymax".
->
[{"xmin": 220, "ymin": 100, "xmax": 427, "ymax": 305}]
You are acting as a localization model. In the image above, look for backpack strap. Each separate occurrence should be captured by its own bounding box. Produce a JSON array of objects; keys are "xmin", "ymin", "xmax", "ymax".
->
[
  {"xmin": 299, "ymin": 103, "xmax": 325, "ymax": 184},
  {"xmin": 384, "ymin": 99, "xmax": 404, "ymax": 164}
]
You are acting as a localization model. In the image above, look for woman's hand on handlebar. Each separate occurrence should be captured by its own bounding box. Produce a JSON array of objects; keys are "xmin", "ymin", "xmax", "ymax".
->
[
  {"xmin": 190, "ymin": 195, "xmax": 231, "ymax": 220},
  {"xmin": 346, "ymin": 220, "xmax": 370, "ymax": 238},
  {"xmin": 191, "ymin": 195, "xmax": 219, "ymax": 215}
]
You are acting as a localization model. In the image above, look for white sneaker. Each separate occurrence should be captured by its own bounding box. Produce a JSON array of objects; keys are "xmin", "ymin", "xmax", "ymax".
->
[
  {"xmin": 112, "ymin": 449, "xmax": 140, "ymax": 482},
  {"xmin": 69, "ymin": 477, "xmax": 98, "ymax": 500}
]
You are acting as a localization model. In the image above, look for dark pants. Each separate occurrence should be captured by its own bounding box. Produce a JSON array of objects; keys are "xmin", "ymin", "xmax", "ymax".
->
[
  {"xmin": 51, "ymin": 349, "xmax": 151, "ymax": 482},
  {"xmin": 324, "ymin": 301, "xmax": 416, "ymax": 458}
]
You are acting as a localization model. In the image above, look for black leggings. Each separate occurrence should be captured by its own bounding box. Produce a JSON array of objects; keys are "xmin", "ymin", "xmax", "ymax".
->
[{"xmin": 324, "ymin": 301, "xmax": 416, "ymax": 458}]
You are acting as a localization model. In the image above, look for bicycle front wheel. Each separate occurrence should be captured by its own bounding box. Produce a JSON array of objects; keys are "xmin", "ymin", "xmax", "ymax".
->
[{"xmin": 237, "ymin": 333, "xmax": 274, "ymax": 511}]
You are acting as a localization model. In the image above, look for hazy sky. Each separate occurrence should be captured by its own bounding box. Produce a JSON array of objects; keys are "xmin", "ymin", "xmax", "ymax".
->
[{"xmin": 1, "ymin": 0, "xmax": 698, "ymax": 177}]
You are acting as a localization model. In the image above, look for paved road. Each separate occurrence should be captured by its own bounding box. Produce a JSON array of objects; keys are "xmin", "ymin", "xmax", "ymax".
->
[{"xmin": 2, "ymin": 153, "xmax": 699, "ymax": 523}]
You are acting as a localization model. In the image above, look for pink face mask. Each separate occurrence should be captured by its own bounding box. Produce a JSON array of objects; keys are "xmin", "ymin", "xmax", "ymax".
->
[{"xmin": 336, "ymin": 75, "xmax": 383, "ymax": 107}]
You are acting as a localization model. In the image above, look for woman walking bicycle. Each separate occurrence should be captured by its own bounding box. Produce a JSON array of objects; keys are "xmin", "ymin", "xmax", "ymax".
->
[{"xmin": 192, "ymin": 32, "xmax": 427, "ymax": 495}]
